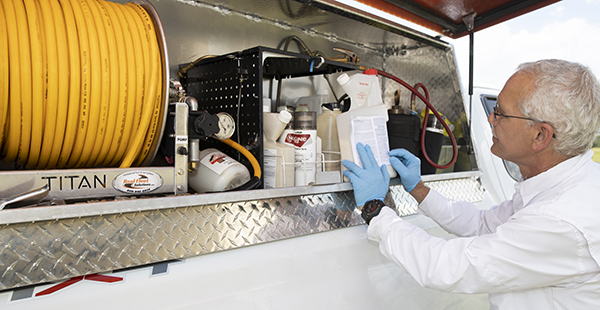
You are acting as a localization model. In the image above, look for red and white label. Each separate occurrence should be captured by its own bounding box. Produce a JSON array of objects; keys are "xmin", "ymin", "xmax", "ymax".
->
[
  {"xmin": 284, "ymin": 133, "xmax": 312, "ymax": 148},
  {"xmin": 201, "ymin": 151, "xmax": 237, "ymax": 175}
]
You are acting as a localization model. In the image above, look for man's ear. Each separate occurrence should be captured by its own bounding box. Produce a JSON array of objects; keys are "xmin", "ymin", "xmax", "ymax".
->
[{"xmin": 532, "ymin": 123, "xmax": 555, "ymax": 152}]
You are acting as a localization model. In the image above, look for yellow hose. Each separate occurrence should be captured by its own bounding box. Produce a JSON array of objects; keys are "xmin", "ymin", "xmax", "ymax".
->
[
  {"xmin": 23, "ymin": 0, "xmax": 44, "ymax": 168},
  {"xmin": 55, "ymin": 0, "xmax": 81, "ymax": 169},
  {"xmin": 88, "ymin": 0, "xmax": 120, "ymax": 167},
  {"xmin": 129, "ymin": 2, "xmax": 163, "ymax": 167},
  {"xmin": 98, "ymin": 1, "xmax": 127, "ymax": 166},
  {"xmin": 0, "ymin": 2, "xmax": 8, "ymax": 148},
  {"xmin": 34, "ymin": 0, "xmax": 67, "ymax": 169},
  {"xmin": 14, "ymin": 0, "xmax": 32, "ymax": 165},
  {"xmin": 77, "ymin": 0, "xmax": 108, "ymax": 168},
  {"xmin": 119, "ymin": 2, "xmax": 160, "ymax": 168},
  {"xmin": 219, "ymin": 138, "xmax": 262, "ymax": 179},
  {"xmin": 0, "ymin": 0, "xmax": 164, "ymax": 169},
  {"xmin": 2, "ymin": 0, "xmax": 22, "ymax": 163},
  {"xmin": 66, "ymin": 0, "xmax": 100, "ymax": 168},
  {"xmin": 45, "ymin": 0, "xmax": 70, "ymax": 169},
  {"xmin": 107, "ymin": 1, "xmax": 138, "ymax": 167}
]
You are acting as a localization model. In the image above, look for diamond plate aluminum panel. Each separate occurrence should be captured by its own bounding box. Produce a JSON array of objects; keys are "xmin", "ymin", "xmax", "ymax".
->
[
  {"xmin": 0, "ymin": 177, "xmax": 481, "ymax": 290},
  {"xmin": 390, "ymin": 177, "xmax": 483, "ymax": 216}
]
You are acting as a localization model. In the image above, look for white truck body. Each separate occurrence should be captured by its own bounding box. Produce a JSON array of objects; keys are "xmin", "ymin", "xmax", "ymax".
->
[{"xmin": 1, "ymin": 1, "xmax": 557, "ymax": 309}]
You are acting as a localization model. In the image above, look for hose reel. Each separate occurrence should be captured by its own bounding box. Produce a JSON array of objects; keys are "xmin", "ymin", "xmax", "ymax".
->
[
  {"xmin": 0, "ymin": 0, "xmax": 178, "ymax": 207},
  {"xmin": 0, "ymin": 0, "xmax": 169, "ymax": 169}
]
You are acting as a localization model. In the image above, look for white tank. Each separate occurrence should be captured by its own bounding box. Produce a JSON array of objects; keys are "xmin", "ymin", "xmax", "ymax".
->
[{"xmin": 188, "ymin": 149, "xmax": 250, "ymax": 193}]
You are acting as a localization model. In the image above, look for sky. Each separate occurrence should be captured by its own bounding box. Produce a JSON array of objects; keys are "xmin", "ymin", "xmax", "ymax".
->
[
  {"xmin": 337, "ymin": 0, "xmax": 600, "ymax": 91},
  {"xmin": 452, "ymin": 0, "xmax": 600, "ymax": 90}
]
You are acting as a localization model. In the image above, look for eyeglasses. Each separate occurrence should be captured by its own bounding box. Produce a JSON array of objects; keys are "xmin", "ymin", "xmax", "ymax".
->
[{"xmin": 493, "ymin": 105, "xmax": 556, "ymax": 138}]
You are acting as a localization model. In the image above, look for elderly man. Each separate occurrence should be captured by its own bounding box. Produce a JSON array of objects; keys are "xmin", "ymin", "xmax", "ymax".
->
[{"xmin": 342, "ymin": 59, "xmax": 600, "ymax": 309}]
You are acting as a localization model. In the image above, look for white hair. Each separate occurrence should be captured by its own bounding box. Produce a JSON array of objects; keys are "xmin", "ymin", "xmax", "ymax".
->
[{"xmin": 516, "ymin": 59, "xmax": 600, "ymax": 156}]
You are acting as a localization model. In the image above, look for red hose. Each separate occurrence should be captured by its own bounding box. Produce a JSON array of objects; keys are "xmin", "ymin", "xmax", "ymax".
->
[{"xmin": 375, "ymin": 70, "xmax": 458, "ymax": 169}]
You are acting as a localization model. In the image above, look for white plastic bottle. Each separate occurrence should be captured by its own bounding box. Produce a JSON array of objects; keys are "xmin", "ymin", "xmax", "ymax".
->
[
  {"xmin": 263, "ymin": 111, "xmax": 295, "ymax": 188},
  {"xmin": 335, "ymin": 70, "xmax": 396, "ymax": 180},
  {"xmin": 363, "ymin": 69, "xmax": 384, "ymax": 106},
  {"xmin": 295, "ymin": 98, "xmax": 309, "ymax": 112},
  {"xmin": 281, "ymin": 111, "xmax": 318, "ymax": 186},
  {"xmin": 337, "ymin": 72, "xmax": 372, "ymax": 110},
  {"xmin": 317, "ymin": 104, "xmax": 341, "ymax": 172},
  {"xmin": 295, "ymin": 89, "xmax": 329, "ymax": 115}
]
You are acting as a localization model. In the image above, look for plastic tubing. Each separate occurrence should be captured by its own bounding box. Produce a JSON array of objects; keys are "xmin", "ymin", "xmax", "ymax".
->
[
  {"xmin": 217, "ymin": 138, "xmax": 262, "ymax": 191},
  {"xmin": 377, "ymin": 70, "xmax": 458, "ymax": 169},
  {"xmin": 0, "ymin": 0, "xmax": 164, "ymax": 169},
  {"xmin": 218, "ymin": 138, "xmax": 262, "ymax": 179}
]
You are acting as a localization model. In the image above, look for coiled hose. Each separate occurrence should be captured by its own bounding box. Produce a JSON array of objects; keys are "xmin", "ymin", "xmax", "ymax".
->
[{"xmin": 0, "ymin": 0, "xmax": 164, "ymax": 169}]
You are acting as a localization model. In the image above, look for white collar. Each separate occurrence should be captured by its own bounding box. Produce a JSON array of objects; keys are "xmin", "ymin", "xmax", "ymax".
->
[{"xmin": 515, "ymin": 150, "xmax": 594, "ymax": 206}]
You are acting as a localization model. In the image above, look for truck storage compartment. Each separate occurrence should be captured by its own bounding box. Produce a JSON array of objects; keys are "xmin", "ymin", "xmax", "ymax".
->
[
  {"xmin": 176, "ymin": 47, "xmax": 359, "ymax": 189},
  {"xmin": 0, "ymin": 0, "xmax": 485, "ymax": 292}
]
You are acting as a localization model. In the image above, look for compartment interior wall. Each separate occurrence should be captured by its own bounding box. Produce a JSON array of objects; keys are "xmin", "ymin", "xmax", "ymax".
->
[{"xmin": 114, "ymin": 0, "xmax": 476, "ymax": 172}]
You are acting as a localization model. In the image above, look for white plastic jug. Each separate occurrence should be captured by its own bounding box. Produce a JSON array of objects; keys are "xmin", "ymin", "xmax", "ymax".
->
[
  {"xmin": 263, "ymin": 111, "xmax": 295, "ymax": 188},
  {"xmin": 337, "ymin": 70, "xmax": 383, "ymax": 110},
  {"xmin": 336, "ymin": 104, "xmax": 397, "ymax": 181},
  {"xmin": 317, "ymin": 105, "xmax": 341, "ymax": 172}
]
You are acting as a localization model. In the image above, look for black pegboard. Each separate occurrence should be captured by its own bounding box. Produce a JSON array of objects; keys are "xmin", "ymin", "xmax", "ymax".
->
[
  {"xmin": 180, "ymin": 47, "xmax": 357, "ymax": 188},
  {"xmin": 182, "ymin": 48, "xmax": 263, "ymax": 178}
]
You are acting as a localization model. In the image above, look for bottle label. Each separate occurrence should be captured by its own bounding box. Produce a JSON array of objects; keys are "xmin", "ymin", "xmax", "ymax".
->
[
  {"xmin": 200, "ymin": 151, "xmax": 237, "ymax": 175},
  {"xmin": 278, "ymin": 130, "xmax": 295, "ymax": 147},
  {"xmin": 284, "ymin": 133, "xmax": 313, "ymax": 148},
  {"xmin": 263, "ymin": 148, "xmax": 277, "ymax": 188},
  {"xmin": 291, "ymin": 130, "xmax": 317, "ymax": 186}
]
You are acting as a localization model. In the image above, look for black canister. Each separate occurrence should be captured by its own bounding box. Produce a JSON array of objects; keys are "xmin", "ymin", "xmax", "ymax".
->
[{"xmin": 387, "ymin": 110, "xmax": 421, "ymax": 157}]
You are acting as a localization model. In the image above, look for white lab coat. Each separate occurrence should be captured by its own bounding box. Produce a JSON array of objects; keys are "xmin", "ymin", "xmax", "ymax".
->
[{"xmin": 368, "ymin": 150, "xmax": 600, "ymax": 309}]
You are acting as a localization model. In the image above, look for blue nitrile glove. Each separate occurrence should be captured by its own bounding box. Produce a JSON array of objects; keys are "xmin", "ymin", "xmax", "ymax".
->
[
  {"xmin": 342, "ymin": 143, "xmax": 390, "ymax": 207},
  {"xmin": 388, "ymin": 148, "xmax": 421, "ymax": 192}
]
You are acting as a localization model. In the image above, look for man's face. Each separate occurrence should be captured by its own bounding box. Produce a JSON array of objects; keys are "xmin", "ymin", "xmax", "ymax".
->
[{"xmin": 487, "ymin": 73, "xmax": 536, "ymax": 164}]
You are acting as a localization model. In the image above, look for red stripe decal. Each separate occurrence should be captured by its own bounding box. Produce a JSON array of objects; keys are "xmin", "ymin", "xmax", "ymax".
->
[
  {"xmin": 35, "ymin": 276, "xmax": 84, "ymax": 297},
  {"xmin": 34, "ymin": 274, "xmax": 123, "ymax": 297},
  {"xmin": 84, "ymin": 274, "xmax": 123, "ymax": 283}
]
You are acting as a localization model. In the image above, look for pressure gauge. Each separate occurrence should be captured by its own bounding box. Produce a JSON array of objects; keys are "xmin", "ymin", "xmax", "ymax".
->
[{"xmin": 213, "ymin": 112, "xmax": 235, "ymax": 140}]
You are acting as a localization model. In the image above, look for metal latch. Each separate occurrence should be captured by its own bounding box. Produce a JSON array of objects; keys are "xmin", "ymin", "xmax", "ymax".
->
[{"xmin": 0, "ymin": 185, "xmax": 50, "ymax": 210}]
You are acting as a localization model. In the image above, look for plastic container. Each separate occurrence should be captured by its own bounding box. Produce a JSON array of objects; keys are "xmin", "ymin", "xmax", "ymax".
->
[
  {"xmin": 317, "ymin": 104, "xmax": 341, "ymax": 172},
  {"xmin": 337, "ymin": 73, "xmax": 371, "ymax": 109},
  {"xmin": 295, "ymin": 89, "xmax": 329, "ymax": 115},
  {"xmin": 336, "ymin": 104, "xmax": 397, "ymax": 180},
  {"xmin": 263, "ymin": 139, "xmax": 295, "ymax": 188},
  {"xmin": 363, "ymin": 69, "xmax": 384, "ymax": 107},
  {"xmin": 263, "ymin": 111, "xmax": 292, "ymax": 142},
  {"xmin": 263, "ymin": 98, "xmax": 272, "ymax": 112},
  {"xmin": 387, "ymin": 111, "xmax": 421, "ymax": 157},
  {"xmin": 280, "ymin": 112, "xmax": 318, "ymax": 186},
  {"xmin": 263, "ymin": 111, "xmax": 295, "ymax": 188},
  {"xmin": 295, "ymin": 100, "xmax": 309, "ymax": 112},
  {"xmin": 189, "ymin": 149, "xmax": 251, "ymax": 193}
]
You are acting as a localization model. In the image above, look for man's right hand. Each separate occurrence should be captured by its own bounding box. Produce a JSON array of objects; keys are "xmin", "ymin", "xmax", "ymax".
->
[{"xmin": 388, "ymin": 149, "xmax": 421, "ymax": 192}]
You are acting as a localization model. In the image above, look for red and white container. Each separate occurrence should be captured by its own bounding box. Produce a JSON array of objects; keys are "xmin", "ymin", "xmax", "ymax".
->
[{"xmin": 280, "ymin": 111, "xmax": 318, "ymax": 186}]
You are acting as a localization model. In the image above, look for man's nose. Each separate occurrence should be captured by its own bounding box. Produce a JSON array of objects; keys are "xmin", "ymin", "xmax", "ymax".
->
[{"xmin": 487, "ymin": 111, "xmax": 495, "ymax": 126}]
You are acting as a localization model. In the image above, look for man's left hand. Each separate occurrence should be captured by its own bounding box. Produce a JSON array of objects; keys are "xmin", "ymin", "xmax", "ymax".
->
[{"xmin": 342, "ymin": 142, "xmax": 390, "ymax": 207}]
